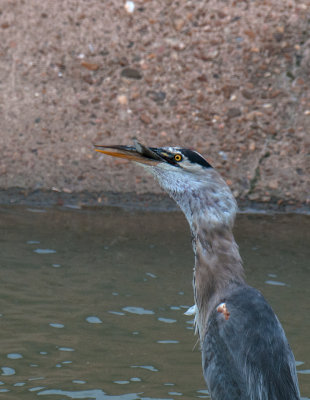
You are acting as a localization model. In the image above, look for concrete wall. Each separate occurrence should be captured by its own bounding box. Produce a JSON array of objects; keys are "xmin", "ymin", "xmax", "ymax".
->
[{"xmin": 0, "ymin": 0, "xmax": 309, "ymax": 208}]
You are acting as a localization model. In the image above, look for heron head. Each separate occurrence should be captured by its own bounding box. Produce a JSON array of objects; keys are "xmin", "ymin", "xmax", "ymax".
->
[
  {"xmin": 95, "ymin": 140, "xmax": 212, "ymax": 188},
  {"xmin": 95, "ymin": 140, "xmax": 237, "ymax": 228}
]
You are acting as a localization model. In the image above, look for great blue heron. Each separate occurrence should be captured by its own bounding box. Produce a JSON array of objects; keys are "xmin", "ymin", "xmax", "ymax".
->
[{"xmin": 95, "ymin": 140, "xmax": 300, "ymax": 400}]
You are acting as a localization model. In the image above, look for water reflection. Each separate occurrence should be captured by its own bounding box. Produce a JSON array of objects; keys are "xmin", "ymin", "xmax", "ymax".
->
[
  {"xmin": 0, "ymin": 207, "xmax": 308, "ymax": 398},
  {"xmin": 265, "ymin": 279, "xmax": 287, "ymax": 286},
  {"xmin": 123, "ymin": 307, "xmax": 155, "ymax": 315},
  {"xmin": 157, "ymin": 318, "xmax": 176, "ymax": 324},
  {"xmin": 38, "ymin": 389, "xmax": 143, "ymax": 399},
  {"xmin": 1, "ymin": 367, "xmax": 15, "ymax": 376},
  {"xmin": 7, "ymin": 354, "xmax": 23, "ymax": 360},
  {"xmin": 86, "ymin": 316, "xmax": 103, "ymax": 324},
  {"xmin": 131, "ymin": 366, "xmax": 158, "ymax": 373},
  {"xmin": 49, "ymin": 323, "xmax": 65, "ymax": 328}
]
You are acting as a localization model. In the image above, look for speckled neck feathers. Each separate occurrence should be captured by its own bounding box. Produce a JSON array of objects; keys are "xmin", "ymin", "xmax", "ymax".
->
[
  {"xmin": 150, "ymin": 166, "xmax": 245, "ymax": 341},
  {"xmin": 192, "ymin": 216, "xmax": 244, "ymax": 341}
]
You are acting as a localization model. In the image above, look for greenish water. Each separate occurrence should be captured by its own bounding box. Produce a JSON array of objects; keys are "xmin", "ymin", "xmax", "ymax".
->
[{"xmin": 0, "ymin": 207, "xmax": 309, "ymax": 399}]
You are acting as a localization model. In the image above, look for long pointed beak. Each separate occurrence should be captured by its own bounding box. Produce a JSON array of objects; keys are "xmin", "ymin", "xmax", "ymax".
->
[{"xmin": 94, "ymin": 140, "xmax": 165, "ymax": 165}]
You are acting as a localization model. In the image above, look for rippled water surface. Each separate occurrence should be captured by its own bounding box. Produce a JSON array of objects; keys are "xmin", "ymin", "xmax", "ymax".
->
[{"xmin": 0, "ymin": 207, "xmax": 309, "ymax": 399}]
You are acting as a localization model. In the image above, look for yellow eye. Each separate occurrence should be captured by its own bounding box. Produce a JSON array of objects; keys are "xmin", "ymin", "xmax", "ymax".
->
[{"xmin": 174, "ymin": 154, "xmax": 182, "ymax": 162}]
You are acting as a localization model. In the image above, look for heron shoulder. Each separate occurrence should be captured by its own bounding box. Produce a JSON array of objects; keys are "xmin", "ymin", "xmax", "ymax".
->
[{"xmin": 202, "ymin": 285, "xmax": 300, "ymax": 400}]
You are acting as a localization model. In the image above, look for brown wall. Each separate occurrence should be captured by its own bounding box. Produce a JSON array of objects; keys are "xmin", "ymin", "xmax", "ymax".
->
[{"xmin": 0, "ymin": 1, "xmax": 309, "ymax": 207}]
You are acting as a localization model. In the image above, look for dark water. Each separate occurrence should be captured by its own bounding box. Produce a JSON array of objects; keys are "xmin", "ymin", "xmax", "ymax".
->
[{"xmin": 0, "ymin": 207, "xmax": 309, "ymax": 399}]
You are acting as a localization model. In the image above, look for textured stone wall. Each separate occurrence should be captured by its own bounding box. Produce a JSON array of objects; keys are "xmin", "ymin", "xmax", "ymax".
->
[{"xmin": 0, "ymin": 0, "xmax": 309, "ymax": 207}]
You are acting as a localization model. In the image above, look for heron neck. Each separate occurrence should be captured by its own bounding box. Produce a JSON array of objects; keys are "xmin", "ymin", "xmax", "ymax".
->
[{"xmin": 191, "ymin": 216, "xmax": 245, "ymax": 338}]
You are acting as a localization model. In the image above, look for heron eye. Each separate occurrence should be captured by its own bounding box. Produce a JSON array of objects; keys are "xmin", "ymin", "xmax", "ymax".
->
[{"xmin": 174, "ymin": 154, "xmax": 182, "ymax": 162}]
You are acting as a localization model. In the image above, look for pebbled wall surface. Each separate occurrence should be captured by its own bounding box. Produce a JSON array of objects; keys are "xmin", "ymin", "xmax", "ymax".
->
[{"xmin": 0, "ymin": 0, "xmax": 309, "ymax": 209}]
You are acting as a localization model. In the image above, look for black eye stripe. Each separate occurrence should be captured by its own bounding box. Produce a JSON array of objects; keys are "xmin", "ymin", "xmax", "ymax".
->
[
  {"xmin": 150, "ymin": 148, "xmax": 180, "ymax": 166},
  {"xmin": 180, "ymin": 149, "xmax": 212, "ymax": 168}
]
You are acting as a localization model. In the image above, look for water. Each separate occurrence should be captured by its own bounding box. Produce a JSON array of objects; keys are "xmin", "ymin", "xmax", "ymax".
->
[{"xmin": 0, "ymin": 207, "xmax": 309, "ymax": 399}]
